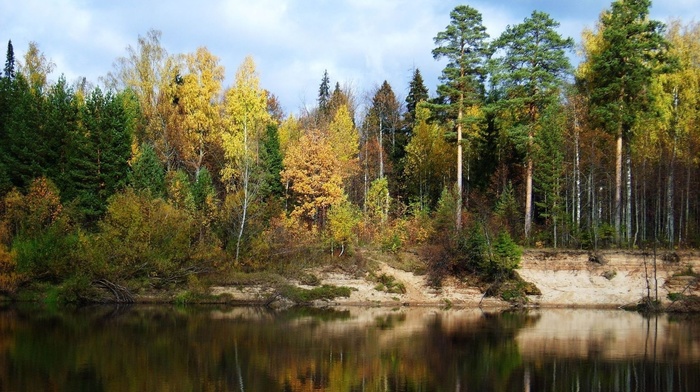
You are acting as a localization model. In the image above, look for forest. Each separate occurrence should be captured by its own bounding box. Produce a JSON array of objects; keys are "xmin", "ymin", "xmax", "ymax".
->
[{"xmin": 0, "ymin": 0, "xmax": 698, "ymax": 302}]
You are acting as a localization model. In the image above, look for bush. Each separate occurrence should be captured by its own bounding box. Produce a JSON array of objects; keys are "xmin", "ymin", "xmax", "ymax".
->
[
  {"xmin": 81, "ymin": 188, "xmax": 215, "ymax": 288},
  {"xmin": 0, "ymin": 245, "xmax": 20, "ymax": 294},
  {"xmin": 278, "ymin": 284, "xmax": 353, "ymax": 303},
  {"xmin": 13, "ymin": 221, "xmax": 78, "ymax": 282},
  {"xmin": 491, "ymin": 231, "xmax": 522, "ymax": 276},
  {"xmin": 372, "ymin": 273, "xmax": 406, "ymax": 294}
]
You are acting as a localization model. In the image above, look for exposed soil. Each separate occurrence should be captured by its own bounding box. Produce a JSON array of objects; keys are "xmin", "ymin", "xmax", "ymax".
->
[{"xmin": 210, "ymin": 248, "xmax": 700, "ymax": 309}]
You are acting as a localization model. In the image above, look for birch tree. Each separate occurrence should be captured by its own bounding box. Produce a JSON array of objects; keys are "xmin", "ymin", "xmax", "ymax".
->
[{"xmin": 222, "ymin": 56, "xmax": 271, "ymax": 262}]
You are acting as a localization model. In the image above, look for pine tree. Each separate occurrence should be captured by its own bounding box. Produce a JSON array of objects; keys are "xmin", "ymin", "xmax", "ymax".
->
[
  {"xmin": 432, "ymin": 5, "xmax": 490, "ymax": 229},
  {"xmin": 491, "ymin": 10, "xmax": 573, "ymax": 240},
  {"xmin": 583, "ymin": 0, "xmax": 673, "ymax": 244}
]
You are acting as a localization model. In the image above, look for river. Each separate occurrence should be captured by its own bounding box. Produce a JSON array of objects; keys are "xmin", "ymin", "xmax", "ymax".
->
[{"xmin": 0, "ymin": 304, "xmax": 698, "ymax": 391}]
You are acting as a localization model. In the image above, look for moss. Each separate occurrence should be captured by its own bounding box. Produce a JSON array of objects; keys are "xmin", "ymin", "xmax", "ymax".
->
[{"xmin": 667, "ymin": 292, "xmax": 685, "ymax": 302}]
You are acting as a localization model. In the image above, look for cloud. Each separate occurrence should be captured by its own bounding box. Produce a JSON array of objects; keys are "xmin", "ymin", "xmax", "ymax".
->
[{"xmin": 1, "ymin": 0, "xmax": 699, "ymax": 115}]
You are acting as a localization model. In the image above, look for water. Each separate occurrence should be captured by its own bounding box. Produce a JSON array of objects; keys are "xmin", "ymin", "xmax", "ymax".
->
[{"xmin": 0, "ymin": 305, "xmax": 698, "ymax": 391}]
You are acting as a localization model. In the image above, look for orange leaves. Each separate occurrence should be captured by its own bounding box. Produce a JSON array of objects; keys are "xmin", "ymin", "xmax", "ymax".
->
[{"xmin": 1, "ymin": 177, "xmax": 63, "ymax": 240}]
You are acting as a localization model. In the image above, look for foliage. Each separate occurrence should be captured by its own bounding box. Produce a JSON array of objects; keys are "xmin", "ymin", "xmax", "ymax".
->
[
  {"xmin": 491, "ymin": 231, "xmax": 522, "ymax": 276},
  {"xmin": 405, "ymin": 68, "xmax": 429, "ymax": 126},
  {"xmin": 2, "ymin": 177, "xmax": 63, "ymax": 239},
  {"xmin": 372, "ymin": 273, "xmax": 406, "ymax": 294},
  {"xmin": 366, "ymin": 177, "xmax": 390, "ymax": 224},
  {"xmin": 326, "ymin": 194, "xmax": 361, "ymax": 256},
  {"xmin": 81, "ymin": 188, "xmax": 214, "ymax": 288},
  {"xmin": 0, "ymin": 244, "xmax": 20, "ymax": 293},
  {"xmin": 278, "ymin": 284, "xmax": 353, "ymax": 303},
  {"xmin": 13, "ymin": 221, "xmax": 78, "ymax": 282},
  {"xmin": 403, "ymin": 106, "xmax": 453, "ymax": 210},
  {"xmin": 281, "ymin": 130, "xmax": 343, "ymax": 227},
  {"xmin": 328, "ymin": 104, "xmax": 359, "ymax": 182},
  {"xmin": 129, "ymin": 142, "xmax": 165, "ymax": 198}
]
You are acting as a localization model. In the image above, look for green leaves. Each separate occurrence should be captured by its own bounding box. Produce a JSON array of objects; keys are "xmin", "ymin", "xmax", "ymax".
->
[
  {"xmin": 433, "ymin": 5, "xmax": 490, "ymax": 111},
  {"xmin": 586, "ymin": 0, "xmax": 672, "ymax": 137}
]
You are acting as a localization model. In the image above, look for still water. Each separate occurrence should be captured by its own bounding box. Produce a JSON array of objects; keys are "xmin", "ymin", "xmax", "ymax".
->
[{"xmin": 0, "ymin": 305, "xmax": 698, "ymax": 391}]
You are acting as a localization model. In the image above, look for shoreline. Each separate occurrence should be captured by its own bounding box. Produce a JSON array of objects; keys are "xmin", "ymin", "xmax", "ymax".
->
[{"xmin": 207, "ymin": 249, "xmax": 700, "ymax": 311}]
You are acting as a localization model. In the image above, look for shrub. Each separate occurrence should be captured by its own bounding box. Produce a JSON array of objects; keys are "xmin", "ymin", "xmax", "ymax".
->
[
  {"xmin": 13, "ymin": 221, "xmax": 78, "ymax": 282},
  {"xmin": 490, "ymin": 231, "xmax": 522, "ymax": 276},
  {"xmin": 0, "ymin": 245, "xmax": 20, "ymax": 294},
  {"xmin": 82, "ymin": 188, "xmax": 213, "ymax": 287},
  {"xmin": 372, "ymin": 273, "xmax": 406, "ymax": 294},
  {"xmin": 278, "ymin": 284, "xmax": 353, "ymax": 303}
]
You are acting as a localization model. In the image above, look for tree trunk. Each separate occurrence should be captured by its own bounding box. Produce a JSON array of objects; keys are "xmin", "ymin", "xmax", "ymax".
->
[
  {"xmin": 615, "ymin": 132, "xmax": 623, "ymax": 245},
  {"xmin": 525, "ymin": 152, "xmax": 533, "ymax": 240},
  {"xmin": 236, "ymin": 161, "xmax": 249, "ymax": 263},
  {"xmin": 378, "ymin": 117, "xmax": 384, "ymax": 179},
  {"xmin": 574, "ymin": 120, "xmax": 581, "ymax": 230},
  {"xmin": 625, "ymin": 146, "xmax": 632, "ymax": 245},
  {"xmin": 456, "ymin": 98, "xmax": 463, "ymax": 231},
  {"xmin": 666, "ymin": 146, "xmax": 675, "ymax": 248},
  {"xmin": 236, "ymin": 118, "xmax": 250, "ymax": 263}
]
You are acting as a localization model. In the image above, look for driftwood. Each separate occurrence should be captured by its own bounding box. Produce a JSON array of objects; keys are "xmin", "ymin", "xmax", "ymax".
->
[{"xmin": 92, "ymin": 279, "xmax": 134, "ymax": 303}]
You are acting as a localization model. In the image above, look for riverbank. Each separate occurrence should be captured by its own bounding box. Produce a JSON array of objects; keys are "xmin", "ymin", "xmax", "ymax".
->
[{"xmin": 210, "ymin": 249, "xmax": 700, "ymax": 310}]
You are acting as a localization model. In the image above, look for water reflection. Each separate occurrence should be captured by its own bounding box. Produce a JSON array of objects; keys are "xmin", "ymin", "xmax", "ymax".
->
[{"xmin": 0, "ymin": 304, "xmax": 698, "ymax": 391}]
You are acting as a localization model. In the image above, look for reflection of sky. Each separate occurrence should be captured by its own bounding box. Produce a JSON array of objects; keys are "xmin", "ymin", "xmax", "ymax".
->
[{"xmin": 1, "ymin": 1, "xmax": 697, "ymax": 115}]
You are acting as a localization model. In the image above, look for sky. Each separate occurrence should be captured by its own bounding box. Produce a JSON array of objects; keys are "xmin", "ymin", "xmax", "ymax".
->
[{"xmin": 1, "ymin": 0, "xmax": 698, "ymax": 116}]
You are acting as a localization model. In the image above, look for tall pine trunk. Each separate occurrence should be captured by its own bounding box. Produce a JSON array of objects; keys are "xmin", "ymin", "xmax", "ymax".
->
[
  {"xmin": 615, "ymin": 132, "xmax": 623, "ymax": 245},
  {"xmin": 456, "ymin": 96, "xmax": 463, "ymax": 231}
]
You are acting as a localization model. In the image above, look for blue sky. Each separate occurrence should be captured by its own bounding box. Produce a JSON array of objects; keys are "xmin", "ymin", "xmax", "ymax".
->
[{"xmin": 2, "ymin": 1, "xmax": 698, "ymax": 116}]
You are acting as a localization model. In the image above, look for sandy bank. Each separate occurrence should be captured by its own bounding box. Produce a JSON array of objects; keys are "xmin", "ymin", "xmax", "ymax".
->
[{"xmin": 211, "ymin": 249, "xmax": 700, "ymax": 309}]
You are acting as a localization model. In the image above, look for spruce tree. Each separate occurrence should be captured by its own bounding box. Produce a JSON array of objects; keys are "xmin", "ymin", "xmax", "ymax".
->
[
  {"xmin": 261, "ymin": 123, "xmax": 284, "ymax": 200},
  {"xmin": 129, "ymin": 142, "xmax": 165, "ymax": 198},
  {"xmin": 404, "ymin": 68, "xmax": 428, "ymax": 126},
  {"xmin": 318, "ymin": 69, "xmax": 330, "ymax": 113},
  {"xmin": 4, "ymin": 40, "xmax": 14, "ymax": 79}
]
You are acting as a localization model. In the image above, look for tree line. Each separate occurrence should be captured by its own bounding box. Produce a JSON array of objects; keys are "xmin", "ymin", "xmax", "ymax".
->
[{"xmin": 0, "ymin": 0, "xmax": 698, "ymax": 299}]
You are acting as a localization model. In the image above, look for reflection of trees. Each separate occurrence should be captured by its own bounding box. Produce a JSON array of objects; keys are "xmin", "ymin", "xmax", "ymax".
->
[
  {"xmin": 423, "ymin": 311, "xmax": 539, "ymax": 391},
  {"xmin": 0, "ymin": 307, "xmax": 699, "ymax": 391}
]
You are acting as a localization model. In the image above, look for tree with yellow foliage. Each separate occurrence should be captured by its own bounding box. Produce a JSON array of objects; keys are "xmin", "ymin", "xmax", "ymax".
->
[
  {"xmin": 328, "ymin": 104, "xmax": 359, "ymax": 184},
  {"xmin": 178, "ymin": 47, "xmax": 224, "ymax": 178},
  {"xmin": 281, "ymin": 130, "xmax": 343, "ymax": 228},
  {"xmin": 222, "ymin": 56, "xmax": 271, "ymax": 261}
]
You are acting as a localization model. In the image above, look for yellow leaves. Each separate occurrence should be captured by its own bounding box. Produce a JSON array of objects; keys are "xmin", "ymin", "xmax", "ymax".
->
[
  {"xmin": 278, "ymin": 114, "xmax": 301, "ymax": 156},
  {"xmin": 221, "ymin": 56, "xmax": 271, "ymax": 187},
  {"xmin": 1, "ymin": 178, "xmax": 64, "ymax": 240},
  {"xmin": 178, "ymin": 47, "xmax": 224, "ymax": 171},
  {"xmin": 328, "ymin": 104, "xmax": 359, "ymax": 181},
  {"xmin": 281, "ymin": 131, "xmax": 344, "ymax": 225}
]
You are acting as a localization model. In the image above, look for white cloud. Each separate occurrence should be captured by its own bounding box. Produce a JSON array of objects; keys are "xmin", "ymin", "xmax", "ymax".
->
[{"xmin": 2, "ymin": 0, "xmax": 699, "ymax": 114}]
